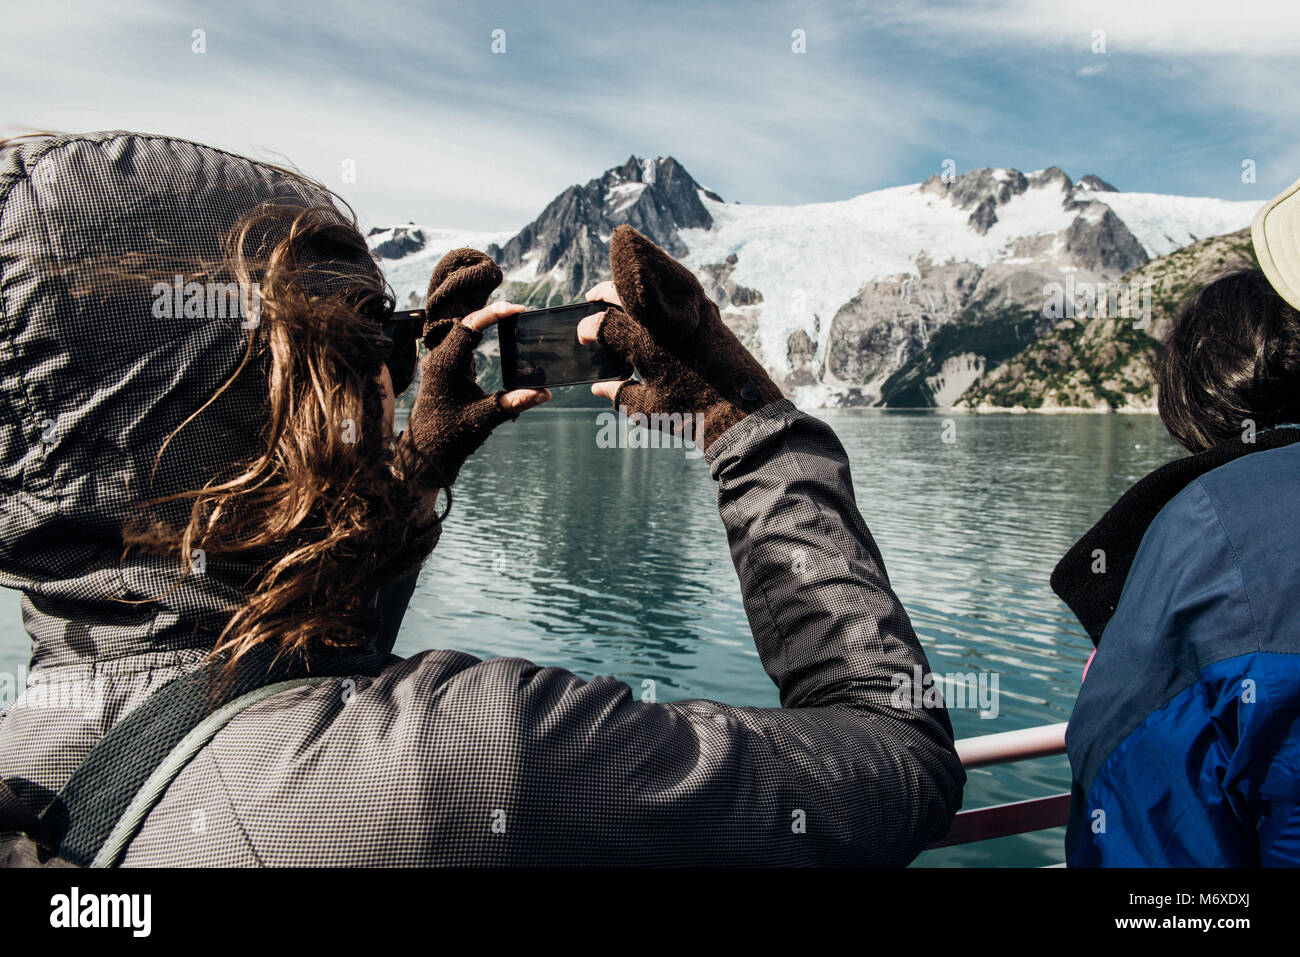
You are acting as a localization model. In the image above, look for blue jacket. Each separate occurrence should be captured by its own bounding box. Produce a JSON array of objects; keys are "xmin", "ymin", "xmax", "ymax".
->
[{"xmin": 1061, "ymin": 433, "xmax": 1300, "ymax": 866}]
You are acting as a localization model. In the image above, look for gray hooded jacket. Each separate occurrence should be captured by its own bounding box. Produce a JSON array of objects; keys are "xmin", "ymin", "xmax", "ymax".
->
[{"xmin": 0, "ymin": 132, "xmax": 962, "ymax": 866}]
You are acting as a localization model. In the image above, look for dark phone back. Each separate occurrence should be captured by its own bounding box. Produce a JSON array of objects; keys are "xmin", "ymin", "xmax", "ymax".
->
[{"xmin": 500, "ymin": 300, "xmax": 634, "ymax": 389}]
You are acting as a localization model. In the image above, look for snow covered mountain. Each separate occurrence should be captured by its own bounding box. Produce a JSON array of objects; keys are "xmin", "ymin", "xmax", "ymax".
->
[{"xmin": 370, "ymin": 157, "xmax": 1260, "ymax": 408}]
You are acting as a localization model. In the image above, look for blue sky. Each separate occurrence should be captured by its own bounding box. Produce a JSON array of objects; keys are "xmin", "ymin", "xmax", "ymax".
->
[{"xmin": 3, "ymin": 0, "xmax": 1296, "ymax": 231}]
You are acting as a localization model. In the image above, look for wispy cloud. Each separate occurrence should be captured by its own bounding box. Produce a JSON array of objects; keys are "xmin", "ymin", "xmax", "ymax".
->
[
  {"xmin": 863, "ymin": 0, "xmax": 1300, "ymax": 57},
  {"xmin": 2, "ymin": 0, "xmax": 1295, "ymax": 229}
]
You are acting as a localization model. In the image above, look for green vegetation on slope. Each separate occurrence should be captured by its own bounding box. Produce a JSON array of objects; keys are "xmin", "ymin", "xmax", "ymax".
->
[{"xmin": 956, "ymin": 229, "xmax": 1257, "ymax": 411}]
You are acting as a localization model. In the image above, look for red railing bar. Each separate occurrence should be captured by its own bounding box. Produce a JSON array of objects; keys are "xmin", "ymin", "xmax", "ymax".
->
[
  {"xmin": 921, "ymin": 722, "xmax": 1072, "ymax": 850},
  {"xmin": 928, "ymin": 792, "xmax": 1071, "ymax": 848}
]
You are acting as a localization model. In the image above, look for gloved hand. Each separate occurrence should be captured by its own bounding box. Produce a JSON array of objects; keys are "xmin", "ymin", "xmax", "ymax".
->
[
  {"xmin": 398, "ymin": 249, "xmax": 548, "ymax": 487},
  {"xmin": 578, "ymin": 225, "xmax": 783, "ymax": 452}
]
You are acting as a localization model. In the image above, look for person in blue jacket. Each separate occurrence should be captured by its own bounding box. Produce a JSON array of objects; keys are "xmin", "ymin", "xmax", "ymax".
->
[{"xmin": 1053, "ymin": 262, "xmax": 1300, "ymax": 866}]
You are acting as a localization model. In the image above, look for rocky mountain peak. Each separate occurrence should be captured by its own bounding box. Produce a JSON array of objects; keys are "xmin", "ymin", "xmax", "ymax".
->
[
  {"xmin": 921, "ymin": 167, "xmax": 1042, "ymax": 234},
  {"xmin": 1077, "ymin": 174, "xmax": 1119, "ymax": 193},
  {"xmin": 487, "ymin": 154, "xmax": 719, "ymax": 305},
  {"xmin": 921, "ymin": 166, "xmax": 1029, "ymax": 207},
  {"xmin": 1027, "ymin": 166, "xmax": 1074, "ymax": 193}
]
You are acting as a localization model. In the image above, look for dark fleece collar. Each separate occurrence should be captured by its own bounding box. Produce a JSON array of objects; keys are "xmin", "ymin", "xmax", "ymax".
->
[{"xmin": 1051, "ymin": 426, "xmax": 1300, "ymax": 646}]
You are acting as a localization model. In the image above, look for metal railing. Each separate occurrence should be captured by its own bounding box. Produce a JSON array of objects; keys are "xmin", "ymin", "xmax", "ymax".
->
[{"xmin": 928, "ymin": 722, "xmax": 1070, "ymax": 849}]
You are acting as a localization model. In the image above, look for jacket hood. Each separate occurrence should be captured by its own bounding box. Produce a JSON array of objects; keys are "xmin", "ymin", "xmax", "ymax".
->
[{"xmin": 0, "ymin": 131, "xmax": 386, "ymax": 671}]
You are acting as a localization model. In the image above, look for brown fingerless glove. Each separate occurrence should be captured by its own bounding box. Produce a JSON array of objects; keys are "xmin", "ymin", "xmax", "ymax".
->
[
  {"xmin": 398, "ymin": 248, "xmax": 518, "ymax": 486},
  {"xmin": 597, "ymin": 226, "xmax": 783, "ymax": 451}
]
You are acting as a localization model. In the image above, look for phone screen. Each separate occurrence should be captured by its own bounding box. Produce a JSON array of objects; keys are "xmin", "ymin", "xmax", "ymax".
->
[{"xmin": 500, "ymin": 300, "xmax": 634, "ymax": 389}]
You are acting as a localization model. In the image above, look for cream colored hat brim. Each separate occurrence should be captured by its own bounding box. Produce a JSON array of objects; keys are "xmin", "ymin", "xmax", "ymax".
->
[{"xmin": 1253, "ymin": 174, "xmax": 1300, "ymax": 311}]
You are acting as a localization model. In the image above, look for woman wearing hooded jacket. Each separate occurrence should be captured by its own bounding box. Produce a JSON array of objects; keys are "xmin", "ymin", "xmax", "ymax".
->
[{"xmin": 0, "ymin": 131, "xmax": 962, "ymax": 867}]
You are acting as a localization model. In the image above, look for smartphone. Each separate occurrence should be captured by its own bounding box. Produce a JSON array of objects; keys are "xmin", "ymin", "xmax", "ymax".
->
[{"xmin": 499, "ymin": 300, "xmax": 634, "ymax": 389}]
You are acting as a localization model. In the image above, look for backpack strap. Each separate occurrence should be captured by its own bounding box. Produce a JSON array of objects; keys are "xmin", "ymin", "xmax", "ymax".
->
[
  {"xmin": 87, "ymin": 676, "xmax": 332, "ymax": 867},
  {"xmin": 30, "ymin": 646, "xmax": 382, "ymax": 867}
]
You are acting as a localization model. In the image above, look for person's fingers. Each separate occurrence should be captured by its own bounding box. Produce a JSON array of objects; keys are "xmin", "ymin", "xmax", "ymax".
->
[
  {"xmin": 576, "ymin": 310, "xmax": 605, "ymax": 345},
  {"xmin": 425, "ymin": 250, "xmax": 504, "ymax": 321},
  {"xmin": 585, "ymin": 280, "xmax": 622, "ymax": 308},
  {"xmin": 591, "ymin": 378, "xmax": 626, "ymax": 400},
  {"xmin": 500, "ymin": 388, "xmax": 551, "ymax": 413},
  {"xmin": 462, "ymin": 300, "xmax": 525, "ymax": 332},
  {"xmin": 596, "ymin": 304, "xmax": 657, "ymax": 368},
  {"xmin": 611, "ymin": 380, "xmax": 658, "ymax": 417}
]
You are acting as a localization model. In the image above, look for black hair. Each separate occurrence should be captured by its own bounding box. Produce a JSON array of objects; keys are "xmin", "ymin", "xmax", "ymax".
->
[{"xmin": 1158, "ymin": 269, "xmax": 1300, "ymax": 453}]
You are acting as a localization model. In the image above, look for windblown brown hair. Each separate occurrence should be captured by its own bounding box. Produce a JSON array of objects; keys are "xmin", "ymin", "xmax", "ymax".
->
[{"xmin": 116, "ymin": 173, "xmax": 447, "ymax": 684}]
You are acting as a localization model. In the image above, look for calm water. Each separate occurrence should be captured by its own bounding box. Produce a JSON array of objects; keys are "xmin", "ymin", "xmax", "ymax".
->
[{"xmin": 0, "ymin": 409, "xmax": 1182, "ymax": 866}]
